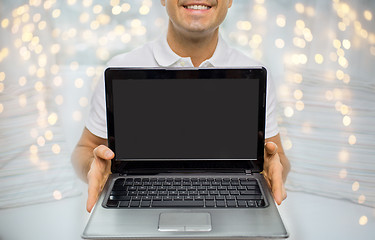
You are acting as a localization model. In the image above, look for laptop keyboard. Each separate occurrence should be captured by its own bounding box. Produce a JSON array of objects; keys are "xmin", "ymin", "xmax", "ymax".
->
[{"xmin": 105, "ymin": 177, "xmax": 265, "ymax": 208}]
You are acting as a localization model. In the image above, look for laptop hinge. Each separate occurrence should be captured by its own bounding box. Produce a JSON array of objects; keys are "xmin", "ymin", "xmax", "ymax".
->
[{"xmin": 245, "ymin": 169, "xmax": 252, "ymax": 175}]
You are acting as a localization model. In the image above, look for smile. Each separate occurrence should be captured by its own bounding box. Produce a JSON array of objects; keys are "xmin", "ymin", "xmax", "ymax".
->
[{"xmin": 184, "ymin": 5, "xmax": 211, "ymax": 10}]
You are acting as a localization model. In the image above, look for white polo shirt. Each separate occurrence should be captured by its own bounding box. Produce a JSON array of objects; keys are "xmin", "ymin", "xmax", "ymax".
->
[{"xmin": 86, "ymin": 35, "xmax": 279, "ymax": 139}]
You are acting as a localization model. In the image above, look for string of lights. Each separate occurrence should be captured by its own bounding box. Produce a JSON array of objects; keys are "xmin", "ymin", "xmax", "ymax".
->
[{"xmin": 0, "ymin": 1, "xmax": 374, "ymax": 226}]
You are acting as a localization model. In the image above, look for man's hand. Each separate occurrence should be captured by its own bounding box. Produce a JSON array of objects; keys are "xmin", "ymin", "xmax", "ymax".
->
[
  {"xmin": 263, "ymin": 141, "xmax": 287, "ymax": 205},
  {"xmin": 86, "ymin": 145, "xmax": 114, "ymax": 213}
]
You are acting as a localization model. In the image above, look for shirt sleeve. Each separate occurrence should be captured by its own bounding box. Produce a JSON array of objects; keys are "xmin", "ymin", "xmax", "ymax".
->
[
  {"xmin": 265, "ymin": 74, "xmax": 279, "ymax": 139},
  {"xmin": 85, "ymin": 74, "xmax": 107, "ymax": 139}
]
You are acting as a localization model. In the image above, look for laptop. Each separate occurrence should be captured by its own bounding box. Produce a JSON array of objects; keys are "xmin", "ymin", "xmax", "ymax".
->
[{"xmin": 82, "ymin": 67, "xmax": 288, "ymax": 239}]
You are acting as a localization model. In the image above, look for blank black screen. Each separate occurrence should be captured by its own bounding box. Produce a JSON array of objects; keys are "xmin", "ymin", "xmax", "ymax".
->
[{"xmin": 112, "ymin": 78, "xmax": 259, "ymax": 160}]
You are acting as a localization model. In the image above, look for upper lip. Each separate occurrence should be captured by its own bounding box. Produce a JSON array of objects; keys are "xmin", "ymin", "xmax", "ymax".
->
[{"xmin": 180, "ymin": 1, "xmax": 214, "ymax": 7}]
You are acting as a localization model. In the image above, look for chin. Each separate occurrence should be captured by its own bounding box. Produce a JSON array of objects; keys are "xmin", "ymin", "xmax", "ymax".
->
[{"xmin": 183, "ymin": 22, "xmax": 213, "ymax": 33}]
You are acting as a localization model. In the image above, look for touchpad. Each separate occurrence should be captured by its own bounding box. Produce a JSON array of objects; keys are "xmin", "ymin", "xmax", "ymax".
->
[{"xmin": 158, "ymin": 212, "xmax": 212, "ymax": 232}]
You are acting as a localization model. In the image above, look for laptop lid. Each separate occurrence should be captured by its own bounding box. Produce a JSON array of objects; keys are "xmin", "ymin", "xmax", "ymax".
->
[{"xmin": 105, "ymin": 67, "xmax": 267, "ymax": 174}]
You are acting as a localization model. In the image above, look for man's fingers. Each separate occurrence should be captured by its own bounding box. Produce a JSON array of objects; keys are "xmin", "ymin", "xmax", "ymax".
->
[
  {"xmin": 265, "ymin": 141, "xmax": 278, "ymax": 155},
  {"xmin": 270, "ymin": 167, "xmax": 284, "ymax": 205},
  {"xmin": 86, "ymin": 146, "xmax": 113, "ymax": 213},
  {"xmin": 93, "ymin": 145, "xmax": 114, "ymax": 175},
  {"xmin": 282, "ymin": 185, "xmax": 287, "ymax": 201},
  {"xmin": 263, "ymin": 142, "xmax": 287, "ymax": 205},
  {"xmin": 93, "ymin": 145, "xmax": 114, "ymax": 160},
  {"xmin": 87, "ymin": 172, "xmax": 101, "ymax": 213}
]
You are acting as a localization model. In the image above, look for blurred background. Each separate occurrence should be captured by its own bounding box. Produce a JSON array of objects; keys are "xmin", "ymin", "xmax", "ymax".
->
[{"xmin": 0, "ymin": 0, "xmax": 374, "ymax": 234}]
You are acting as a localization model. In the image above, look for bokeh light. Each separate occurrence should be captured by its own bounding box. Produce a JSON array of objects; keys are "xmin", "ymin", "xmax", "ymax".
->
[{"xmin": 0, "ymin": 0, "xmax": 374, "ymax": 213}]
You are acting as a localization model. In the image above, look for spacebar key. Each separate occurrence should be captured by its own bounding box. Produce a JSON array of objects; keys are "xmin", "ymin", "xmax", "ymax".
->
[{"xmin": 152, "ymin": 200, "xmax": 204, "ymax": 207}]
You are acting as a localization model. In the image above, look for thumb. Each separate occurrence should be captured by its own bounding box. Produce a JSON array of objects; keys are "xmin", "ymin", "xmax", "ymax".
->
[{"xmin": 265, "ymin": 142, "xmax": 278, "ymax": 155}]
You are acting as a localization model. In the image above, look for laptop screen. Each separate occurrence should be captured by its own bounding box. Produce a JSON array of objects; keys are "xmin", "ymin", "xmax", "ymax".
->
[{"xmin": 107, "ymin": 68, "xmax": 265, "ymax": 161}]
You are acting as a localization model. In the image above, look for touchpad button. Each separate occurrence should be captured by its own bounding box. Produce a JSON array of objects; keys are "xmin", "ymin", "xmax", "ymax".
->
[{"xmin": 158, "ymin": 212, "xmax": 212, "ymax": 232}]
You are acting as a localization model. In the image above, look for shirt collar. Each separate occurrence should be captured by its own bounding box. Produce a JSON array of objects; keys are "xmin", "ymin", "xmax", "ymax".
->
[
  {"xmin": 204, "ymin": 34, "xmax": 230, "ymax": 67},
  {"xmin": 152, "ymin": 33, "xmax": 229, "ymax": 67},
  {"xmin": 152, "ymin": 35, "xmax": 185, "ymax": 67}
]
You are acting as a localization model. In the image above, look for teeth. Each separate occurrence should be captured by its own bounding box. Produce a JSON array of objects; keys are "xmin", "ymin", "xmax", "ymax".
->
[{"xmin": 185, "ymin": 5, "xmax": 210, "ymax": 10}]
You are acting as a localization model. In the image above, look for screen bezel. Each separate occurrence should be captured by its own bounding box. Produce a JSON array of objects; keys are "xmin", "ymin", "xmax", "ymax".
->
[{"xmin": 105, "ymin": 67, "xmax": 267, "ymax": 173}]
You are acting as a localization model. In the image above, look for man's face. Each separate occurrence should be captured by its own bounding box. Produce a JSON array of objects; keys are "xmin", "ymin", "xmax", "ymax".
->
[{"xmin": 161, "ymin": 0, "xmax": 233, "ymax": 34}]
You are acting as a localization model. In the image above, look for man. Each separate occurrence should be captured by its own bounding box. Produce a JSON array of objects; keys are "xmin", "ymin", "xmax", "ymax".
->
[{"xmin": 71, "ymin": 0, "xmax": 290, "ymax": 213}]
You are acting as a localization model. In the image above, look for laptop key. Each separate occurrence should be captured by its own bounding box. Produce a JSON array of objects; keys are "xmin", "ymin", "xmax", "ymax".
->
[
  {"xmin": 205, "ymin": 200, "xmax": 215, "ymax": 207},
  {"xmin": 132, "ymin": 196, "xmax": 142, "ymax": 201},
  {"xmin": 130, "ymin": 201, "xmax": 140, "ymax": 207},
  {"xmin": 138, "ymin": 191, "xmax": 147, "ymax": 196},
  {"xmin": 229, "ymin": 190, "xmax": 240, "ymax": 195},
  {"xmin": 192, "ymin": 181, "xmax": 200, "ymax": 186},
  {"xmin": 152, "ymin": 200, "xmax": 204, "ymax": 207},
  {"xmin": 215, "ymin": 196, "xmax": 225, "ymax": 201},
  {"xmin": 141, "ymin": 201, "xmax": 151, "ymax": 207},
  {"xmin": 114, "ymin": 179, "xmax": 125, "ymax": 186},
  {"xmin": 195, "ymin": 196, "xmax": 204, "ymax": 201},
  {"xmin": 209, "ymin": 190, "xmax": 219, "ymax": 195},
  {"xmin": 240, "ymin": 180, "xmax": 258, "ymax": 186},
  {"xmin": 225, "ymin": 195, "xmax": 236, "ymax": 200},
  {"xmin": 247, "ymin": 200, "xmax": 256, "ymax": 207},
  {"xmin": 174, "ymin": 196, "xmax": 183, "ymax": 201},
  {"xmin": 205, "ymin": 196, "xmax": 214, "ymax": 200},
  {"xmin": 169, "ymin": 191, "xmax": 178, "ymax": 196},
  {"xmin": 237, "ymin": 200, "xmax": 247, "ymax": 207},
  {"xmin": 159, "ymin": 191, "xmax": 168, "ymax": 196},
  {"xmin": 257, "ymin": 199, "xmax": 265, "ymax": 207},
  {"xmin": 236, "ymin": 195, "xmax": 262, "ymax": 200},
  {"xmin": 112, "ymin": 185, "xmax": 127, "ymax": 191},
  {"xmin": 184, "ymin": 196, "xmax": 194, "ymax": 200},
  {"xmin": 176, "ymin": 186, "xmax": 186, "ymax": 191},
  {"xmin": 110, "ymin": 190, "xmax": 127, "ymax": 196},
  {"xmin": 200, "ymin": 190, "xmax": 209, "ymax": 195},
  {"xmin": 219, "ymin": 190, "xmax": 230, "ymax": 195},
  {"xmin": 128, "ymin": 191, "xmax": 137, "ymax": 196},
  {"xmin": 227, "ymin": 200, "xmax": 237, "ymax": 207},
  {"xmin": 119, "ymin": 201, "xmax": 130, "ymax": 207},
  {"xmin": 109, "ymin": 195, "xmax": 131, "ymax": 201},
  {"xmin": 142, "ymin": 196, "xmax": 152, "ymax": 201},
  {"xmin": 216, "ymin": 200, "xmax": 226, "ymax": 207},
  {"xmin": 153, "ymin": 196, "xmax": 163, "ymax": 201},
  {"xmin": 240, "ymin": 190, "xmax": 260, "ymax": 195},
  {"xmin": 189, "ymin": 191, "xmax": 199, "ymax": 195},
  {"xmin": 106, "ymin": 200, "xmax": 119, "ymax": 207}
]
